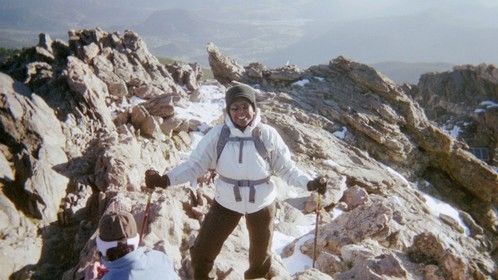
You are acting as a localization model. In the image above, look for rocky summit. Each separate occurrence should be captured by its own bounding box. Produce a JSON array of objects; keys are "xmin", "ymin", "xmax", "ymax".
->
[{"xmin": 1, "ymin": 29, "xmax": 497, "ymax": 280}]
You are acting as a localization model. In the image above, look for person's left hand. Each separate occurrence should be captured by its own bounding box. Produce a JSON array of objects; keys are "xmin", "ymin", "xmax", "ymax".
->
[{"xmin": 307, "ymin": 176, "xmax": 328, "ymax": 195}]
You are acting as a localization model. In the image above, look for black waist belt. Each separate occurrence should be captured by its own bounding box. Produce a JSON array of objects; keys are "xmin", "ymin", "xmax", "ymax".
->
[{"xmin": 218, "ymin": 175, "xmax": 271, "ymax": 203}]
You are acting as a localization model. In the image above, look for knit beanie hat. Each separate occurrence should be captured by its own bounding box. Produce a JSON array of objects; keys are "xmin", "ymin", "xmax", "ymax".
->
[
  {"xmin": 96, "ymin": 211, "xmax": 139, "ymax": 256},
  {"xmin": 225, "ymin": 84, "xmax": 256, "ymax": 110}
]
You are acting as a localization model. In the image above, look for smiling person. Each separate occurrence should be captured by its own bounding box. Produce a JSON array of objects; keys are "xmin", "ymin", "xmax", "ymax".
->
[{"xmin": 145, "ymin": 84, "xmax": 327, "ymax": 280}]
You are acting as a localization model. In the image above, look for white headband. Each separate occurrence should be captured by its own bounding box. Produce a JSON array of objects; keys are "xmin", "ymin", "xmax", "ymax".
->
[{"xmin": 96, "ymin": 234, "xmax": 139, "ymax": 257}]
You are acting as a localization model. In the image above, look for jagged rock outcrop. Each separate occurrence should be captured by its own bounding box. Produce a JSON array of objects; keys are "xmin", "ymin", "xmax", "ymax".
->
[
  {"xmin": 165, "ymin": 62, "xmax": 203, "ymax": 91},
  {"xmin": 207, "ymin": 42, "xmax": 245, "ymax": 84},
  {"xmin": 208, "ymin": 42, "xmax": 304, "ymax": 87},
  {"xmin": 415, "ymin": 64, "xmax": 498, "ymax": 117},
  {"xmin": 413, "ymin": 64, "xmax": 498, "ymax": 165},
  {"xmin": 0, "ymin": 73, "xmax": 69, "ymax": 279},
  {"xmin": 0, "ymin": 73, "xmax": 68, "ymax": 222}
]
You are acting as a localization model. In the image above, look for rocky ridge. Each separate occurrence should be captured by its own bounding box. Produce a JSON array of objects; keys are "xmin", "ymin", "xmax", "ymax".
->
[
  {"xmin": 411, "ymin": 64, "xmax": 498, "ymax": 166},
  {"xmin": 0, "ymin": 30, "xmax": 496, "ymax": 280}
]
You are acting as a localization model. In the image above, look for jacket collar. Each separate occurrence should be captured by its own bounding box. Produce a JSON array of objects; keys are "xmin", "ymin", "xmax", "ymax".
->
[{"xmin": 224, "ymin": 108, "xmax": 261, "ymax": 137}]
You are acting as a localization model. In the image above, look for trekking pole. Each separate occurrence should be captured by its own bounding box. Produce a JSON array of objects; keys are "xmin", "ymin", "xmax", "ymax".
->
[
  {"xmin": 312, "ymin": 177, "xmax": 326, "ymax": 268},
  {"xmin": 312, "ymin": 192, "xmax": 321, "ymax": 268},
  {"xmin": 139, "ymin": 189, "xmax": 153, "ymax": 245}
]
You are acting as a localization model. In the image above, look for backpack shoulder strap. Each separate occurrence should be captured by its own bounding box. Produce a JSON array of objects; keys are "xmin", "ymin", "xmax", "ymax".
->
[
  {"xmin": 216, "ymin": 124, "xmax": 231, "ymax": 163},
  {"xmin": 252, "ymin": 125, "xmax": 271, "ymax": 166}
]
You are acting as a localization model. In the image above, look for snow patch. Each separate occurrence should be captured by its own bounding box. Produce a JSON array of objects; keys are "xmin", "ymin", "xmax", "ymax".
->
[
  {"xmin": 281, "ymin": 234, "xmax": 314, "ymax": 275},
  {"xmin": 330, "ymin": 207, "xmax": 344, "ymax": 220},
  {"xmin": 313, "ymin": 76, "xmax": 325, "ymax": 82},
  {"xmin": 296, "ymin": 214, "xmax": 316, "ymax": 235},
  {"xmin": 474, "ymin": 108, "xmax": 485, "ymax": 114},
  {"xmin": 388, "ymin": 195, "xmax": 404, "ymax": 206},
  {"xmin": 174, "ymin": 85, "xmax": 225, "ymax": 125},
  {"xmin": 130, "ymin": 96, "xmax": 146, "ymax": 107},
  {"xmin": 333, "ymin": 127, "xmax": 347, "ymax": 139},
  {"xmin": 421, "ymin": 194, "xmax": 470, "ymax": 236},
  {"xmin": 322, "ymin": 159, "xmax": 339, "ymax": 168},
  {"xmin": 479, "ymin": 100, "xmax": 498, "ymax": 108},
  {"xmin": 272, "ymin": 231, "xmax": 297, "ymax": 255},
  {"xmin": 442, "ymin": 125, "xmax": 461, "ymax": 139},
  {"xmin": 272, "ymin": 212, "xmax": 326, "ymax": 276},
  {"xmin": 292, "ymin": 79, "xmax": 310, "ymax": 87}
]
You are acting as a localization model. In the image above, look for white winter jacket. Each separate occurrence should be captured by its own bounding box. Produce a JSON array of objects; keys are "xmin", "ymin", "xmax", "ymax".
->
[{"xmin": 167, "ymin": 109, "xmax": 311, "ymax": 214}]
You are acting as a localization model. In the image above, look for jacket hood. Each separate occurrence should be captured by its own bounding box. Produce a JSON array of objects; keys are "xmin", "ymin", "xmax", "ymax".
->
[{"xmin": 224, "ymin": 108, "xmax": 261, "ymax": 136}]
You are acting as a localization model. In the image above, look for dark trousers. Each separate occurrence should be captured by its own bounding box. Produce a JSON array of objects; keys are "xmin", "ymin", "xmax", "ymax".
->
[{"xmin": 190, "ymin": 200, "xmax": 276, "ymax": 280}]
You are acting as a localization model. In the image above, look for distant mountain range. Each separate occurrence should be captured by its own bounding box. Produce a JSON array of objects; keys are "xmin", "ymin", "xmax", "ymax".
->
[
  {"xmin": 261, "ymin": 12, "xmax": 498, "ymax": 68},
  {"xmin": 0, "ymin": 1, "xmax": 496, "ymax": 81}
]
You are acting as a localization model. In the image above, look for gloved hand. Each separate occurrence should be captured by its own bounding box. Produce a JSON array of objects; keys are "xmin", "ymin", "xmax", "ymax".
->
[
  {"xmin": 307, "ymin": 176, "xmax": 327, "ymax": 195},
  {"xmin": 145, "ymin": 169, "xmax": 170, "ymax": 189}
]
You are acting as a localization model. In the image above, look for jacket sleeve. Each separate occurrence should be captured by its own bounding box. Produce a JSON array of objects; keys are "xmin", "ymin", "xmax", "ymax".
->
[
  {"xmin": 267, "ymin": 127, "xmax": 312, "ymax": 189},
  {"xmin": 165, "ymin": 126, "xmax": 220, "ymax": 186}
]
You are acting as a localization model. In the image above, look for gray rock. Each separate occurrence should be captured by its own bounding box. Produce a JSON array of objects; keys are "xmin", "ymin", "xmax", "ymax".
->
[
  {"xmin": 316, "ymin": 251, "xmax": 346, "ymax": 275},
  {"xmin": 341, "ymin": 185, "xmax": 369, "ymax": 210},
  {"xmin": 38, "ymin": 33, "xmax": 53, "ymax": 53},
  {"xmin": 408, "ymin": 232, "xmax": 472, "ymax": 280},
  {"xmin": 65, "ymin": 56, "xmax": 115, "ymax": 129},
  {"xmin": 207, "ymin": 42, "xmax": 245, "ymax": 84},
  {"xmin": 141, "ymin": 95, "xmax": 175, "ymax": 118},
  {"xmin": 131, "ymin": 104, "xmax": 149, "ymax": 129},
  {"xmin": 0, "ymin": 192, "xmax": 20, "ymax": 234},
  {"xmin": 82, "ymin": 42, "xmax": 100, "ymax": 62},
  {"xmin": 0, "ymin": 73, "xmax": 68, "ymax": 222},
  {"xmin": 0, "ymin": 151, "xmax": 14, "ymax": 181},
  {"xmin": 458, "ymin": 210, "xmax": 484, "ymax": 236},
  {"xmin": 293, "ymin": 268, "xmax": 333, "ymax": 280},
  {"xmin": 336, "ymin": 249, "xmax": 407, "ymax": 280},
  {"xmin": 264, "ymin": 65, "xmax": 303, "ymax": 84},
  {"xmin": 165, "ymin": 62, "xmax": 203, "ymax": 91},
  {"xmin": 130, "ymin": 84, "xmax": 166, "ymax": 99}
]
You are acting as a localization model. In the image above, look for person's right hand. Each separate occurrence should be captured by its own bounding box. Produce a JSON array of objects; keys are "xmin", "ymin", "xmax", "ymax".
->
[{"xmin": 145, "ymin": 169, "xmax": 170, "ymax": 189}]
